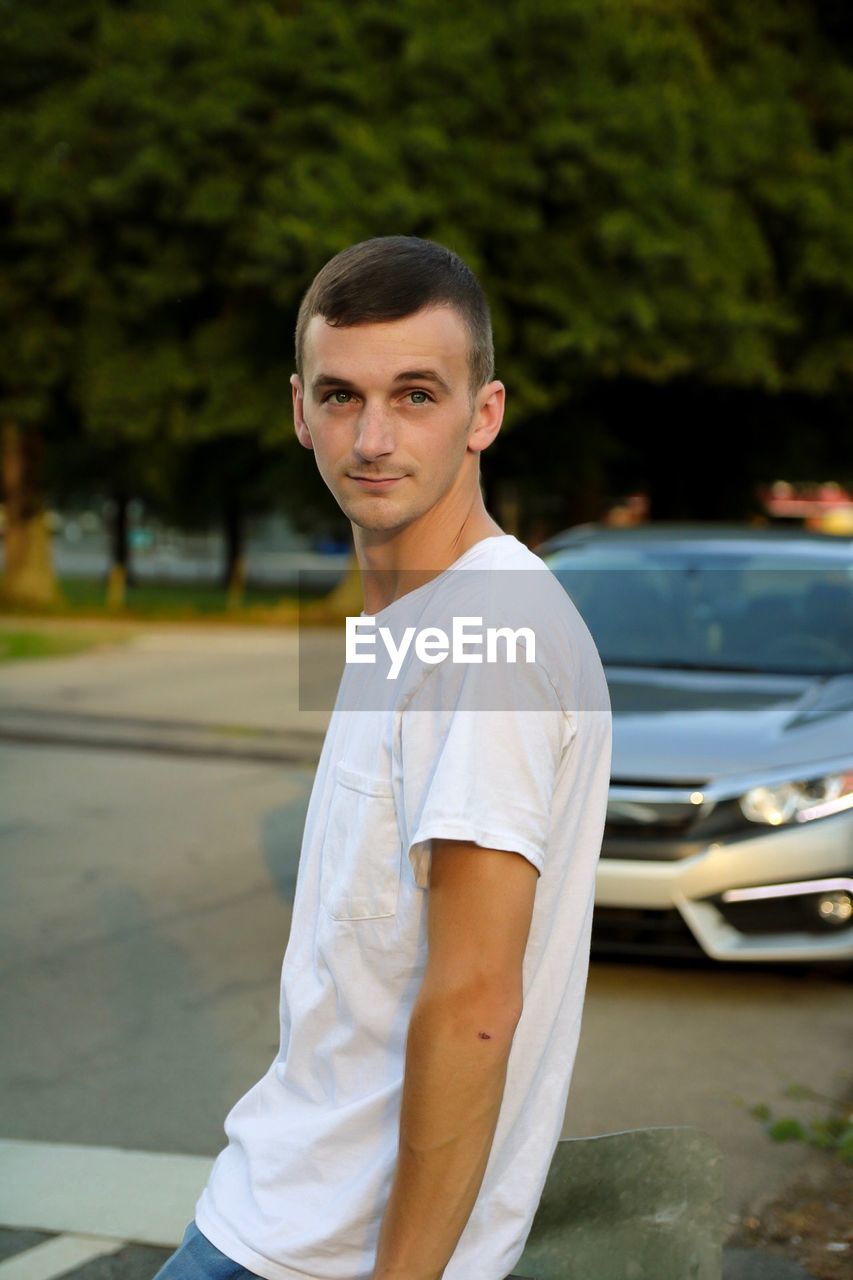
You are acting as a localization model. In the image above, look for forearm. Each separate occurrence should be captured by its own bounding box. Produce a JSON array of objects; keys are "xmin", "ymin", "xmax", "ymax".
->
[{"xmin": 372, "ymin": 984, "xmax": 520, "ymax": 1280}]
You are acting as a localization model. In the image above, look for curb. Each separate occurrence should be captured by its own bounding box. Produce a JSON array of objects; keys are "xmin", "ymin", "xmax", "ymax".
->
[{"xmin": 0, "ymin": 706, "xmax": 325, "ymax": 766}]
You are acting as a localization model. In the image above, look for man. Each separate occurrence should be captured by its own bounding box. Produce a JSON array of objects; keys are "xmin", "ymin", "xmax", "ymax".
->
[{"xmin": 156, "ymin": 236, "xmax": 612, "ymax": 1280}]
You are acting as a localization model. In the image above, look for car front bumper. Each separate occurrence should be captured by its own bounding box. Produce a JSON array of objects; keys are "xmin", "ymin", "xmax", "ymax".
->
[{"xmin": 594, "ymin": 808, "xmax": 853, "ymax": 962}]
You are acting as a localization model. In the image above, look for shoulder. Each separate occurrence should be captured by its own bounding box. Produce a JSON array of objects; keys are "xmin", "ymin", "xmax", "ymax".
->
[{"xmin": 476, "ymin": 538, "xmax": 592, "ymax": 713}]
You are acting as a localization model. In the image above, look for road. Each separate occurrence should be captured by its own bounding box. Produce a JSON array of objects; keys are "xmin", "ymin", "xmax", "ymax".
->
[{"xmin": 0, "ymin": 622, "xmax": 846, "ymax": 1278}]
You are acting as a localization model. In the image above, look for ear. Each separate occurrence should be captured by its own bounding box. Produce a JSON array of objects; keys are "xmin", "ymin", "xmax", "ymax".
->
[
  {"xmin": 291, "ymin": 373, "xmax": 314, "ymax": 451},
  {"xmin": 466, "ymin": 380, "xmax": 505, "ymax": 455}
]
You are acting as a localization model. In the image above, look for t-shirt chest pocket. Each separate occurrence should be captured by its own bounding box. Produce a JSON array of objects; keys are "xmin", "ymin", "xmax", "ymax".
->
[{"xmin": 320, "ymin": 761, "xmax": 402, "ymax": 921}]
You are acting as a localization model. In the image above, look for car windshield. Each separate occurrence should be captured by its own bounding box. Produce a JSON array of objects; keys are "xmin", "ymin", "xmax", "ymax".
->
[{"xmin": 545, "ymin": 545, "xmax": 853, "ymax": 676}]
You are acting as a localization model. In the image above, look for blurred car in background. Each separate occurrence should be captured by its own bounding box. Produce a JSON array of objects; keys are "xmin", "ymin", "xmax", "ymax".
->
[{"xmin": 540, "ymin": 524, "xmax": 853, "ymax": 964}]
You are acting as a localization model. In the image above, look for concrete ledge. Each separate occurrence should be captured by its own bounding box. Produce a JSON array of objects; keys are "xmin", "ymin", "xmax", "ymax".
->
[{"xmin": 516, "ymin": 1126, "xmax": 724, "ymax": 1279}]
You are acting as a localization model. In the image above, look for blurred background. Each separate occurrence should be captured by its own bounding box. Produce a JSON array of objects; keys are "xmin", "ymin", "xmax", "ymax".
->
[
  {"xmin": 1, "ymin": 0, "xmax": 852, "ymax": 616},
  {"xmin": 1, "ymin": 4, "xmax": 851, "ymax": 1279}
]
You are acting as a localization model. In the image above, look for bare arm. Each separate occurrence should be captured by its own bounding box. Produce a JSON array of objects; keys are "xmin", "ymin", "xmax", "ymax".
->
[{"xmin": 371, "ymin": 837, "xmax": 539, "ymax": 1280}]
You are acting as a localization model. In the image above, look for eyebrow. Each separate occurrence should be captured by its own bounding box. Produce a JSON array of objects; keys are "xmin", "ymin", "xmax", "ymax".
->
[{"xmin": 311, "ymin": 369, "xmax": 452, "ymax": 396}]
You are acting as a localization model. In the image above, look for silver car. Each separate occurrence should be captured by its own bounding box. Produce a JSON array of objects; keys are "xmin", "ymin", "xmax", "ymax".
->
[{"xmin": 540, "ymin": 524, "xmax": 853, "ymax": 964}]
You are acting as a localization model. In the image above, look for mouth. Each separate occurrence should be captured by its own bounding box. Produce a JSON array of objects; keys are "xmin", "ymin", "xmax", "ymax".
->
[{"xmin": 348, "ymin": 475, "xmax": 406, "ymax": 489}]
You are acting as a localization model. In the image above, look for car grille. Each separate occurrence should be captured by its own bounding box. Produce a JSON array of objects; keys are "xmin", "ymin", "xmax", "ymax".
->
[
  {"xmin": 602, "ymin": 782, "xmax": 751, "ymax": 860},
  {"xmin": 591, "ymin": 906, "xmax": 705, "ymax": 958}
]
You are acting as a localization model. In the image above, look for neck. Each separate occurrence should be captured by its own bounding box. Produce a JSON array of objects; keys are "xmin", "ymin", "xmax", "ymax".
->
[{"xmin": 353, "ymin": 488, "xmax": 505, "ymax": 616}]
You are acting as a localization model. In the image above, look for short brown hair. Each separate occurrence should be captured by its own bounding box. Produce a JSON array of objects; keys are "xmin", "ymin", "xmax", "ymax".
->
[{"xmin": 294, "ymin": 236, "xmax": 495, "ymax": 396}]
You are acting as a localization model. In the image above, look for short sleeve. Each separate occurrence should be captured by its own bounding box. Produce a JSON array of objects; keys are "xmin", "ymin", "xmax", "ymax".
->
[{"xmin": 395, "ymin": 656, "xmax": 575, "ymax": 889}]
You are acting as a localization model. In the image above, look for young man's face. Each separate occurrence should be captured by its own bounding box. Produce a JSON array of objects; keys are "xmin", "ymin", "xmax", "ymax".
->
[{"xmin": 291, "ymin": 305, "xmax": 504, "ymax": 534}]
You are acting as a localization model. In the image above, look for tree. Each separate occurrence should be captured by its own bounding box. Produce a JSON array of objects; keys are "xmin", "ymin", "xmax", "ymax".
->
[
  {"xmin": 3, "ymin": 0, "xmax": 851, "ymax": 588},
  {"xmin": 0, "ymin": 2, "xmax": 100, "ymax": 604}
]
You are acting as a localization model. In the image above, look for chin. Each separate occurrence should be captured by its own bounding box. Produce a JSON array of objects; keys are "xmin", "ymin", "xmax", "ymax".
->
[
  {"xmin": 334, "ymin": 483, "xmax": 429, "ymax": 532},
  {"xmin": 351, "ymin": 512, "xmax": 409, "ymax": 532},
  {"xmin": 347, "ymin": 500, "xmax": 421, "ymax": 533}
]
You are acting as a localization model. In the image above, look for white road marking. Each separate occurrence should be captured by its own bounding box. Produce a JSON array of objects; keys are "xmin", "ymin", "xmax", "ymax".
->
[
  {"xmin": 0, "ymin": 1234, "xmax": 122, "ymax": 1280},
  {"xmin": 0, "ymin": 1139, "xmax": 213, "ymax": 1247}
]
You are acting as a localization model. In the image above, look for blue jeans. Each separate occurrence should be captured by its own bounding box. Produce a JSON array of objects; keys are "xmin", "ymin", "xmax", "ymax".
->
[
  {"xmin": 152, "ymin": 1220, "xmax": 264, "ymax": 1279},
  {"xmin": 154, "ymin": 1221, "xmax": 528, "ymax": 1280}
]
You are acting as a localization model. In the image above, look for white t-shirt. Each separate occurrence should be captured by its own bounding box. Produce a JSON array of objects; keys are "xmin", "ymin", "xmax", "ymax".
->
[{"xmin": 195, "ymin": 533, "xmax": 612, "ymax": 1280}]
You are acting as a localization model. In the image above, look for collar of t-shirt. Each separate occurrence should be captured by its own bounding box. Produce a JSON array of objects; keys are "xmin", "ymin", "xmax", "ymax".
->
[{"xmin": 357, "ymin": 534, "xmax": 516, "ymax": 621}]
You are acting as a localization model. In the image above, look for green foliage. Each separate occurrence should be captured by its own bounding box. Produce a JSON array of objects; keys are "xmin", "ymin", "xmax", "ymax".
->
[
  {"xmin": 2, "ymin": 0, "xmax": 852, "ymax": 525},
  {"xmin": 750, "ymin": 1082, "xmax": 853, "ymax": 1165},
  {"xmin": 767, "ymin": 1117, "xmax": 807, "ymax": 1143}
]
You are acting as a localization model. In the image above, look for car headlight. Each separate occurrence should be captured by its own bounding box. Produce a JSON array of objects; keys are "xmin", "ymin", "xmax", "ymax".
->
[{"xmin": 739, "ymin": 770, "xmax": 853, "ymax": 825}]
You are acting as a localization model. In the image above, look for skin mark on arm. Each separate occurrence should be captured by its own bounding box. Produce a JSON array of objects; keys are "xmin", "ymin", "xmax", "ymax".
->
[{"xmin": 477, "ymin": 1031, "xmax": 492, "ymax": 1040}]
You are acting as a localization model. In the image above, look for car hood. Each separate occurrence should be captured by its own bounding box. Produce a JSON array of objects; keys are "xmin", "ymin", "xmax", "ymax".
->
[{"xmin": 606, "ymin": 666, "xmax": 853, "ymax": 782}]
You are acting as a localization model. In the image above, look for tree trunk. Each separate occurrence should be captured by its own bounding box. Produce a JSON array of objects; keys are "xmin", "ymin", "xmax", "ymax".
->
[
  {"xmin": 0, "ymin": 420, "xmax": 62, "ymax": 608},
  {"xmin": 223, "ymin": 498, "xmax": 246, "ymax": 610},
  {"xmin": 106, "ymin": 490, "xmax": 131, "ymax": 609}
]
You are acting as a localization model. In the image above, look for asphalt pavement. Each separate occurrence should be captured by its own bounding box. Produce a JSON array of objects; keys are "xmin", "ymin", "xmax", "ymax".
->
[{"xmin": 0, "ymin": 617, "xmax": 834, "ymax": 1280}]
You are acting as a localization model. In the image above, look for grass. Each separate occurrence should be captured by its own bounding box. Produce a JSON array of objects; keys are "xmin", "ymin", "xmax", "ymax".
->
[
  {"xmin": 0, "ymin": 573, "xmax": 341, "ymax": 661},
  {"xmin": 0, "ymin": 628, "xmax": 117, "ymax": 664},
  {"xmin": 0, "ymin": 571, "xmax": 357, "ymax": 632},
  {"xmin": 751, "ymin": 1082, "xmax": 853, "ymax": 1165},
  {"xmin": 60, "ymin": 577, "xmax": 299, "ymax": 616},
  {"xmin": 0, "ymin": 576, "xmax": 334, "ymax": 625}
]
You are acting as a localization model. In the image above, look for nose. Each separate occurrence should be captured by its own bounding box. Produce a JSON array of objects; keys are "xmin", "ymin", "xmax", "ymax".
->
[{"xmin": 353, "ymin": 402, "xmax": 395, "ymax": 462}]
